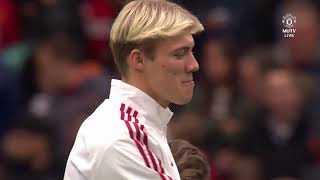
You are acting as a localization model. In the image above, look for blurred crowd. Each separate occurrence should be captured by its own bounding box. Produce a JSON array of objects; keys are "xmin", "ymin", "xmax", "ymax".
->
[{"xmin": 0, "ymin": 0, "xmax": 319, "ymax": 180}]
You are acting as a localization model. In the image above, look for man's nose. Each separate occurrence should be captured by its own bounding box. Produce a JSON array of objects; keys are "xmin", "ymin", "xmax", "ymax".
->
[{"xmin": 186, "ymin": 54, "xmax": 199, "ymax": 73}]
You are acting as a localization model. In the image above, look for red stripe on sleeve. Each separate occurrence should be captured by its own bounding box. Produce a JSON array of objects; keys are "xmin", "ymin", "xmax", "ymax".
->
[
  {"xmin": 119, "ymin": 103, "xmax": 173, "ymax": 180},
  {"xmin": 120, "ymin": 103, "xmax": 125, "ymax": 120},
  {"xmin": 140, "ymin": 126, "xmax": 159, "ymax": 171},
  {"xmin": 125, "ymin": 121, "xmax": 151, "ymax": 168},
  {"xmin": 133, "ymin": 122, "xmax": 141, "ymax": 144},
  {"xmin": 158, "ymin": 157, "xmax": 165, "ymax": 174},
  {"xmin": 157, "ymin": 157, "xmax": 173, "ymax": 180},
  {"xmin": 120, "ymin": 104, "xmax": 151, "ymax": 168},
  {"xmin": 126, "ymin": 107, "xmax": 132, "ymax": 121},
  {"xmin": 133, "ymin": 111, "xmax": 139, "ymax": 123}
]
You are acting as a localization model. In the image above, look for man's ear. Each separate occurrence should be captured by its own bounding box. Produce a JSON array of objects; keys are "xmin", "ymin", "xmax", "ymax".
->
[{"xmin": 127, "ymin": 49, "xmax": 145, "ymax": 71}]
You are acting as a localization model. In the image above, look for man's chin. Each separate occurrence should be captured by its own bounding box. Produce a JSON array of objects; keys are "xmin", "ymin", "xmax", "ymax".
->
[{"xmin": 172, "ymin": 95, "xmax": 193, "ymax": 105}]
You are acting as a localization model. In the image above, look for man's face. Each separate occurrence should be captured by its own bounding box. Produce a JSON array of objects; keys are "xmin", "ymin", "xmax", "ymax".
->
[{"xmin": 143, "ymin": 33, "xmax": 199, "ymax": 107}]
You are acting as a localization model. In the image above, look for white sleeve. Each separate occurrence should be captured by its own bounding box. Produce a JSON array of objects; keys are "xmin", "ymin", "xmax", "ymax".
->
[
  {"xmin": 64, "ymin": 160, "xmax": 86, "ymax": 180},
  {"xmin": 64, "ymin": 135, "xmax": 91, "ymax": 180},
  {"xmin": 90, "ymin": 138, "xmax": 172, "ymax": 180}
]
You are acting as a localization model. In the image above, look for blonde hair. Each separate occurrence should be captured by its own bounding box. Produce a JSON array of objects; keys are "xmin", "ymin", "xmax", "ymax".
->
[{"xmin": 110, "ymin": 0, "xmax": 204, "ymax": 76}]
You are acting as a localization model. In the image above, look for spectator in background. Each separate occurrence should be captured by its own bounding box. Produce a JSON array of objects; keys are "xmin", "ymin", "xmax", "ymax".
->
[
  {"xmin": 169, "ymin": 139, "xmax": 210, "ymax": 180},
  {"xmin": 0, "ymin": 114, "xmax": 61, "ymax": 180},
  {"xmin": 200, "ymin": 37, "xmax": 237, "ymax": 121},
  {"xmin": 244, "ymin": 68, "xmax": 316, "ymax": 179},
  {"xmin": 18, "ymin": 32, "xmax": 110, "ymax": 163},
  {"xmin": 197, "ymin": 35, "xmax": 242, "ymax": 151},
  {"xmin": 234, "ymin": 47, "xmax": 277, "ymax": 130},
  {"xmin": 279, "ymin": 1, "xmax": 320, "ymax": 77}
]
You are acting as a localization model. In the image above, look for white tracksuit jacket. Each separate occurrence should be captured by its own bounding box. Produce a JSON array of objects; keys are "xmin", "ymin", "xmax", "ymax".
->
[{"xmin": 64, "ymin": 79, "xmax": 181, "ymax": 180}]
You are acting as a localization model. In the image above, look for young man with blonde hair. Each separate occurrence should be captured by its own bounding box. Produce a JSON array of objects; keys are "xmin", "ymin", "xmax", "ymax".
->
[{"xmin": 64, "ymin": 0, "xmax": 204, "ymax": 179}]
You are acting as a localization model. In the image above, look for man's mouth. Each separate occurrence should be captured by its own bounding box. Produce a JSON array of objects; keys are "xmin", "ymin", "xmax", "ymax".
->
[{"xmin": 182, "ymin": 80, "xmax": 194, "ymax": 84}]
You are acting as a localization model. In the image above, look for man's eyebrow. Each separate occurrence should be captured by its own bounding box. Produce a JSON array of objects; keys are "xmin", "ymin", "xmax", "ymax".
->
[{"xmin": 172, "ymin": 45, "xmax": 194, "ymax": 53}]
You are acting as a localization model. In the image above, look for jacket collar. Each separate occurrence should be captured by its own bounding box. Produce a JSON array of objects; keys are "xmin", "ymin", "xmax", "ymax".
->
[{"xmin": 109, "ymin": 79, "xmax": 174, "ymax": 130}]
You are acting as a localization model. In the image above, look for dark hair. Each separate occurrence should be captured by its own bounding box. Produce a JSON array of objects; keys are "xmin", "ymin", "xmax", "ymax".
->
[
  {"xmin": 169, "ymin": 139, "xmax": 210, "ymax": 180},
  {"xmin": 35, "ymin": 32, "xmax": 86, "ymax": 63}
]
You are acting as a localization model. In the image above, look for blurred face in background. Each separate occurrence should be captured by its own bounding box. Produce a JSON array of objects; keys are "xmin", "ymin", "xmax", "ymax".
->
[
  {"xmin": 34, "ymin": 42, "xmax": 73, "ymax": 93},
  {"xmin": 202, "ymin": 39, "xmax": 231, "ymax": 85},
  {"xmin": 238, "ymin": 56, "xmax": 262, "ymax": 100},
  {"xmin": 284, "ymin": 3, "xmax": 319, "ymax": 64},
  {"xmin": 1, "ymin": 128, "xmax": 51, "ymax": 174},
  {"xmin": 263, "ymin": 69, "xmax": 302, "ymax": 116}
]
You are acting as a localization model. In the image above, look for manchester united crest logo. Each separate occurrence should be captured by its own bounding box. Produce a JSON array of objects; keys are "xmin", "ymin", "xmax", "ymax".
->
[{"xmin": 282, "ymin": 13, "xmax": 296, "ymax": 28}]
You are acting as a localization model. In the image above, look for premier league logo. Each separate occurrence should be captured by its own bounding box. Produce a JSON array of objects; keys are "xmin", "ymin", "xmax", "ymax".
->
[
  {"xmin": 282, "ymin": 14, "xmax": 296, "ymax": 28},
  {"xmin": 282, "ymin": 13, "xmax": 296, "ymax": 38}
]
